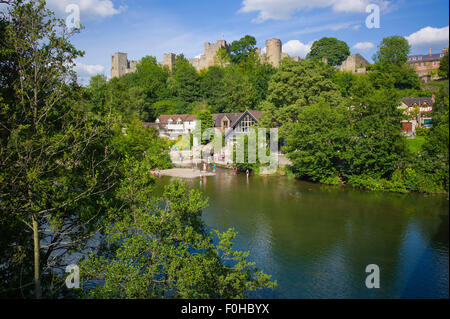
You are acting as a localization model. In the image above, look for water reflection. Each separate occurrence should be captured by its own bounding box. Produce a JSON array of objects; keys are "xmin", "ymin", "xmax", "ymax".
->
[{"xmin": 157, "ymin": 170, "xmax": 449, "ymax": 298}]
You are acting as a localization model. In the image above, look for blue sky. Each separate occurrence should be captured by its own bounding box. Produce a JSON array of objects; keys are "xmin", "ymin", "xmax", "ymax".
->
[{"xmin": 42, "ymin": 0, "xmax": 449, "ymax": 83}]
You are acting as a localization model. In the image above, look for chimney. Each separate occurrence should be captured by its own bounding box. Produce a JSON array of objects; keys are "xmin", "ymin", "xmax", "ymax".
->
[{"xmin": 429, "ymin": 48, "xmax": 432, "ymax": 56}]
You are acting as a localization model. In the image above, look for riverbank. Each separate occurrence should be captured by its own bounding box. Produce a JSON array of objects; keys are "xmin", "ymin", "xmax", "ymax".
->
[{"xmin": 155, "ymin": 168, "xmax": 216, "ymax": 179}]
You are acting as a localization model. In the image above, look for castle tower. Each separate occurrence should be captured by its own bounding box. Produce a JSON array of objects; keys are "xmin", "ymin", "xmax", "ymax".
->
[
  {"xmin": 111, "ymin": 52, "xmax": 128, "ymax": 79},
  {"xmin": 266, "ymin": 38, "xmax": 282, "ymax": 67},
  {"xmin": 163, "ymin": 53, "xmax": 176, "ymax": 72}
]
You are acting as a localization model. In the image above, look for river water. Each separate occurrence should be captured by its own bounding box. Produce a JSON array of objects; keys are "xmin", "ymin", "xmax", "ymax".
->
[{"xmin": 156, "ymin": 170, "xmax": 449, "ymax": 299}]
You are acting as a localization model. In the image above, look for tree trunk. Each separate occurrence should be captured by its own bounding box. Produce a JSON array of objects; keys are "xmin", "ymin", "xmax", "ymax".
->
[{"xmin": 32, "ymin": 214, "xmax": 42, "ymax": 299}]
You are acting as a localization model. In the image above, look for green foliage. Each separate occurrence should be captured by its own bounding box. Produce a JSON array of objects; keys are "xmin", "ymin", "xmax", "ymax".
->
[
  {"xmin": 111, "ymin": 119, "xmax": 171, "ymax": 169},
  {"xmin": 373, "ymin": 36, "xmax": 411, "ymax": 65},
  {"xmin": 286, "ymin": 103, "xmax": 349, "ymax": 183},
  {"xmin": 306, "ymin": 37, "xmax": 350, "ymax": 66},
  {"xmin": 172, "ymin": 55, "xmax": 201, "ymax": 103},
  {"xmin": 194, "ymin": 107, "xmax": 215, "ymax": 145},
  {"xmin": 80, "ymin": 181, "xmax": 276, "ymax": 298},
  {"xmin": 415, "ymin": 127, "xmax": 430, "ymax": 137},
  {"xmin": 230, "ymin": 35, "xmax": 257, "ymax": 64},
  {"xmin": 438, "ymin": 52, "xmax": 449, "ymax": 79}
]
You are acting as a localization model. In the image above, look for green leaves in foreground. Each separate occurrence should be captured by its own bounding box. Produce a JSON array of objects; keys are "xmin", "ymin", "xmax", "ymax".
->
[{"xmin": 80, "ymin": 180, "xmax": 276, "ymax": 299}]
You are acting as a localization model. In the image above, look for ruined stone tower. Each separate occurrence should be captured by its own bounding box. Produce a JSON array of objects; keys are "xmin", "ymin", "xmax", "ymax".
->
[
  {"xmin": 188, "ymin": 40, "xmax": 230, "ymax": 71},
  {"xmin": 266, "ymin": 38, "xmax": 282, "ymax": 67},
  {"xmin": 111, "ymin": 52, "xmax": 137, "ymax": 79},
  {"xmin": 163, "ymin": 53, "xmax": 176, "ymax": 72}
]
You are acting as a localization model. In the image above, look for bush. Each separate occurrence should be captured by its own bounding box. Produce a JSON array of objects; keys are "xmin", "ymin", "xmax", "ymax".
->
[
  {"xmin": 320, "ymin": 176, "xmax": 341, "ymax": 186},
  {"xmin": 392, "ymin": 168, "xmax": 419, "ymax": 191},
  {"xmin": 415, "ymin": 127, "xmax": 431, "ymax": 136},
  {"xmin": 348, "ymin": 175, "xmax": 408, "ymax": 193}
]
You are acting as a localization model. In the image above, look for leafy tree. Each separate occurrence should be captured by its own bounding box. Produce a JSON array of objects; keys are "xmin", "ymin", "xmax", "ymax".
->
[
  {"xmin": 368, "ymin": 62, "xmax": 420, "ymax": 90},
  {"xmin": 171, "ymin": 55, "xmax": 201, "ymax": 103},
  {"xmin": 373, "ymin": 36, "xmax": 410, "ymax": 65},
  {"xmin": 218, "ymin": 66, "xmax": 257, "ymax": 113},
  {"xmin": 0, "ymin": 0, "xmax": 120, "ymax": 298},
  {"xmin": 194, "ymin": 105, "xmax": 215, "ymax": 144},
  {"xmin": 348, "ymin": 89, "xmax": 408, "ymax": 178},
  {"xmin": 230, "ymin": 35, "xmax": 257, "ymax": 64},
  {"xmin": 306, "ymin": 37, "xmax": 350, "ymax": 66},
  {"xmin": 438, "ymin": 52, "xmax": 449, "ymax": 79},
  {"xmin": 80, "ymin": 180, "xmax": 276, "ymax": 298},
  {"xmin": 214, "ymin": 47, "xmax": 231, "ymax": 67},
  {"xmin": 200, "ymin": 66, "xmax": 225, "ymax": 112},
  {"xmin": 266, "ymin": 59, "xmax": 344, "ymax": 108},
  {"xmin": 285, "ymin": 103, "xmax": 350, "ymax": 184},
  {"xmin": 421, "ymin": 83, "xmax": 449, "ymax": 191}
]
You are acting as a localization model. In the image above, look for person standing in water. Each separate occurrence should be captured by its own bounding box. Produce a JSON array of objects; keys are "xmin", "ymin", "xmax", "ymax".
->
[{"xmin": 246, "ymin": 169, "xmax": 250, "ymax": 178}]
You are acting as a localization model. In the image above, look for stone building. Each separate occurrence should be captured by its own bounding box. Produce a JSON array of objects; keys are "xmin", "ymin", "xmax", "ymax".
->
[
  {"xmin": 111, "ymin": 37, "xmax": 302, "ymax": 78},
  {"xmin": 110, "ymin": 52, "xmax": 138, "ymax": 79},
  {"xmin": 186, "ymin": 40, "xmax": 230, "ymax": 71},
  {"xmin": 337, "ymin": 54, "xmax": 370, "ymax": 74},
  {"xmin": 162, "ymin": 53, "xmax": 176, "ymax": 72}
]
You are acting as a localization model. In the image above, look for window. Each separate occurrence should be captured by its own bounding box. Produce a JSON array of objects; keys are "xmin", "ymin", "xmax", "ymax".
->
[
  {"xmin": 235, "ymin": 115, "xmax": 255, "ymax": 133},
  {"xmin": 222, "ymin": 120, "xmax": 229, "ymax": 129}
]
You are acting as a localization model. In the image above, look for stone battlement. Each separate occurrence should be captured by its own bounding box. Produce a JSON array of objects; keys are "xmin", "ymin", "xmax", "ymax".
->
[{"xmin": 111, "ymin": 38, "xmax": 302, "ymax": 78}]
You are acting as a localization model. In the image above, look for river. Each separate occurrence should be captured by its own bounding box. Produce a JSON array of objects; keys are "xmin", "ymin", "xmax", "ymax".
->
[{"xmin": 156, "ymin": 169, "xmax": 449, "ymax": 299}]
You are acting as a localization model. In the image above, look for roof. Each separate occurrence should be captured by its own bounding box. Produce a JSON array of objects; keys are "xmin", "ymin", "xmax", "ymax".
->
[
  {"xmin": 401, "ymin": 97, "xmax": 434, "ymax": 107},
  {"xmin": 156, "ymin": 114, "xmax": 197, "ymax": 125},
  {"xmin": 407, "ymin": 53, "xmax": 446, "ymax": 63},
  {"xmin": 154, "ymin": 110, "xmax": 263, "ymax": 127}
]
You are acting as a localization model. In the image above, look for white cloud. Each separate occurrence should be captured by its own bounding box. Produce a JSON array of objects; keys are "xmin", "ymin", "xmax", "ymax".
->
[
  {"xmin": 46, "ymin": 0, "xmax": 125, "ymax": 19},
  {"xmin": 239, "ymin": 0, "xmax": 390, "ymax": 22},
  {"xmin": 74, "ymin": 62, "xmax": 105, "ymax": 77},
  {"xmin": 352, "ymin": 42, "xmax": 374, "ymax": 51},
  {"xmin": 282, "ymin": 40, "xmax": 313, "ymax": 58},
  {"xmin": 405, "ymin": 26, "xmax": 449, "ymax": 50}
]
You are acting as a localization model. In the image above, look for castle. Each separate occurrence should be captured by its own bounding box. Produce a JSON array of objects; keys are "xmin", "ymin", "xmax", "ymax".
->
[{"xmin": 110, "ymin": 38, "xmax": 302, "ymax": 78}]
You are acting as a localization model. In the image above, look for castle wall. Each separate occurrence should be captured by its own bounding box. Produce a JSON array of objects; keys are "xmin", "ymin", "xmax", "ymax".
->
[
  {"xmin": 163, "ymin": 53, "xmax": 176, "ymax": 72},
  {"xmin": 338, "ymin": 54, "xmax": 370, "ymax": 74},
  {"xmin": 111, "ymin": 52, "xmax": 137, "ymax": 78},
  {"xmin": 112, "ymin": 38, "xmax": 305, "ymax": 79},
  {"xmin": 266, "ymin": 38, "xmax": 282, "ymax": 67}
]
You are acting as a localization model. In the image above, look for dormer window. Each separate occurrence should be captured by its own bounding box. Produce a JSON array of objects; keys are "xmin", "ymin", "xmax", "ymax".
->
[
  {"xmin": 177, "ymin": 118, "xmax": 182, "ymax": 124},
  {"xmin": 156, "ymin": 119, "xmax": 160, "ymax": 123},
  {"xmin": 168, "ymin": 118, "xmax": 173, "ymax": 124}
]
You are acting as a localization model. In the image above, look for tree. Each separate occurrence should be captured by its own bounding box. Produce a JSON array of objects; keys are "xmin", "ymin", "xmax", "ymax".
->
[
  {"xmin": 200, "ymin": 66, "xmax": 225, "ymax": 112},
  {"xmin": 286, "ymin": 103, "xmax": 350, "ymax": 184},
  {"xmin": 0, "ymin": 0, "xmax": 120, "ymax": 298},
  {"xmin": 230, "ymin": 35, "xmax": 257, "ymax": 64},
  {"xmin": 218, "ymin": 66, "xmax": 257, "ymax": 113},
  {"xmin": 194, "ymin": 104, "xmax": 215, "ymax": 144},
  {"xmin": 373, "ymin": 36, "xmax": 410, "ymax": 65},
  {"xmin": 306, "ymin": 37, "xmax": 350, "ymax": 66},
  {"xmin": 80, "ymin": 180, "xmax": 276, "ymax": 298},
  {"xmin": 438, "ymin": 52, "xmax": 449, "ymax": 79},
  {"xmin": 348, "ymin": 89, "xmax": 408, "ymax": 178},
  {"xmin": 214, "ymin": 47, "xmax": 231, "ymax": 67},
  {"xmin": 171, "ymin": 55, "xmax": 201, "ymax": 104}
]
